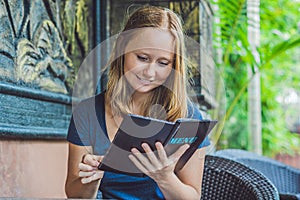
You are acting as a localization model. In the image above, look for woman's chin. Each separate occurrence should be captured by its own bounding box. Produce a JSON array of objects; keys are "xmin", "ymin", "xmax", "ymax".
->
[{"xmin": 132, "ymin": 85, "xmax": 156, "ymax": 94}]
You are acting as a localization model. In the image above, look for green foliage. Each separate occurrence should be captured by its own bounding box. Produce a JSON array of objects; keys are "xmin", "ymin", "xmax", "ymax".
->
[
  {"xmin": 261, "ymin": 72, "xmax": 300, "ymax": 156},
  {"xmin": 211, "ymin": 0, "xmax": 300, "ymax": 156},
  {"xmin": 76, "ymin": 0, "xmax": 89, "ymax": 53},
  {"xmin": 61, "ymin": 0, "xmax": 93, "ymax": 73},
  {"xmin": 258, "ymin": 0, "xmax": 300, "ymax": 156},
  {"xmin": 62, "ymin": 0, "xmax": 76, "ymax": 53}
]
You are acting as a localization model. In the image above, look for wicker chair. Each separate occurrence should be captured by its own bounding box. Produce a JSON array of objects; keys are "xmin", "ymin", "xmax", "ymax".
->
[
  {"xmin": 214, "ymin": 149, "xmax": 300, "ymax": 200},
  {"xmin": 201, "ymin": 155, "xmax": 279, "ymax": 200}
]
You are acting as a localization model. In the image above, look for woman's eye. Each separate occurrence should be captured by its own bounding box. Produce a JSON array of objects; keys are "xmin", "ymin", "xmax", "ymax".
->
[
  {"xmin": 137, "ymin": 55, "xmax": 148, "ymax": 61},
  {"xmin": 158, "ymin": 61, "xmax": 169, "ymax": 66}
]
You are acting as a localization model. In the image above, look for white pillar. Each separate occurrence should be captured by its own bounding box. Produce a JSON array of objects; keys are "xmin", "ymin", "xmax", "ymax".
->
[{"xmin": 247, "ymin": 0, "xmax": 262, "ymax": 154}]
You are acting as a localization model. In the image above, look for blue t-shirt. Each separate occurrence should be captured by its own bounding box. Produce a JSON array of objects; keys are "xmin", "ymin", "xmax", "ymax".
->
[{"xmin": 67, "ymin": 92, "xmax": 210, "ymax": 199}]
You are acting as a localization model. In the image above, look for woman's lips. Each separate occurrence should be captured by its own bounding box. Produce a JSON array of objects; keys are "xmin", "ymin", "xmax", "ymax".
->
[{"xmin": 136, "ymin": 74, "xmax": 153, "ymax": 85}]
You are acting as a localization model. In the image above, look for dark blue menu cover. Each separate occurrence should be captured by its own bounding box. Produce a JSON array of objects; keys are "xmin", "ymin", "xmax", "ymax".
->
[{"xmin": 98, "ymin": 114, "xmax": 217, "ymax": 177}]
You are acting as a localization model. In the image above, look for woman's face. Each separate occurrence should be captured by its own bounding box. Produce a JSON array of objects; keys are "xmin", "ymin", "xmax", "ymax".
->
[{"xmin": 123, "ymin": 28, "xmax": 175, "ymax": 94}]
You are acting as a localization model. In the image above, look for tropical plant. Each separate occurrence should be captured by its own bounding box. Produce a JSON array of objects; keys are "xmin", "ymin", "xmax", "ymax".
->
[{"xmin": 211, "ymin": 0, "xmax": 300, "ymax": 156}]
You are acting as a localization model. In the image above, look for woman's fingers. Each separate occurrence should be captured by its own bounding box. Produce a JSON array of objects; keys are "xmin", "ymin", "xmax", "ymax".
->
[
  {"xmin": 129, "ymin": 143, "xmax": 190, "ymax": 177},
  {"xmin": 78, "ymin": 153, "xmax": 105, "ymax": 184},
  {"xmin": 169, "ymin": 144, "xmax": 190, "ymax": 163},
  {"xmin": 81, "ymin": 177, "xmax": 92, "ymax": 184},
  {"xmin": 79, "ymin": 170, "xmax": 96, "ymax": 178},
  {"xmin": 155, "ymin": 142, "xmax": 169, "ymax": 165},
  {"xmin": 141, "ymin": 143, "xmax": 162, "ymax": 168},
  {"xmin": 81, "ymin": 171, "xmax": 104, "ymax": 184},
  {"xmin": 78, "ymin": 162, "xmax": 96, "ymax": 171},
  {"xmin": 82, "ymin": 154, "xmax": 102, "ymax": 167},
  {"xmin": 128, "ymin": 154, "xmax": 149, "ymax": 175},
  {"xmin": 130, "ymin": 148, "xmax": 153, "ymax": 171}
]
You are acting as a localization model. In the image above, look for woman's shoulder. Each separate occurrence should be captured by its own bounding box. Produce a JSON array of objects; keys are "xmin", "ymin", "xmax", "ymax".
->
[
  {"xmin": 73, "ymin": 91, "xmax": 106, "ymax": 112},
  {"xmin": 187, "ymin": 100, "xmax": 203, "ymax": 120}
]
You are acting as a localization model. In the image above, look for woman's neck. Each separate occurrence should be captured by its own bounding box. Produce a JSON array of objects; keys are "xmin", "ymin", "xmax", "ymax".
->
[{"xmin": 131, "ymin": 92, "xmax": 151, "ymax": 114}]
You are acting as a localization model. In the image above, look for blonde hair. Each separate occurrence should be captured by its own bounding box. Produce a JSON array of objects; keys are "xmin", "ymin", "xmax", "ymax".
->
[{"xmin": 105, "ymin": 5, "xmax": 188, "ymax": 122}]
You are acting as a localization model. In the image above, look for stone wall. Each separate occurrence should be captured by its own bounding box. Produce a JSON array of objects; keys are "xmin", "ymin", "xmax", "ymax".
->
[
  {"xmin": 0, "ymin": 0, "xmax": 79, "ymax": 197},
  {"xmin": 0, "ymin": 140, "xmax": 68, "ymax": 198}
]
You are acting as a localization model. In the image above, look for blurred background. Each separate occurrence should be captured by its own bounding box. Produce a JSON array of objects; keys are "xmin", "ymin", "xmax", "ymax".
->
[{"xmin": 0, "ymin": 0, "xmax": 299, "ymax": 198}]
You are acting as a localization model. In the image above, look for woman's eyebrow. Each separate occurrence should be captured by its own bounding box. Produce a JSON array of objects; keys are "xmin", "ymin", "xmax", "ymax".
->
[{"xmin": 135, "ymin": 50, "xmax": 173, "ymax": 61}]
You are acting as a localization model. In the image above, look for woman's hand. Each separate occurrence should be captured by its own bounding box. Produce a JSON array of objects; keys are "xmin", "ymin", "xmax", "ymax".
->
[
  {"xmin": 78, "ymin": 154, "xmax": 104, "ymax": 184},
  {"xmin": 128, "ymin": 142, "xmax": 189, "ymax": 181}
]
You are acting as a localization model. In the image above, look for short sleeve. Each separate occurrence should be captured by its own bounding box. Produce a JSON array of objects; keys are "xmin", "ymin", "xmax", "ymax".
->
[
  {"xmin": 67, "ymin": 100, "xmax": 91, "ymax": 146},
  {"xmin": 187, "ymin": 102, "xmax": 211, "ymax": 148}
]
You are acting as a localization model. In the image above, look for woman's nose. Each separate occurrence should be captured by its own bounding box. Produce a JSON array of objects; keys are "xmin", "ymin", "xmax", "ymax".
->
[{"xmin": 143, "ymin": 62, "xmax": 156, "ymax": 78}]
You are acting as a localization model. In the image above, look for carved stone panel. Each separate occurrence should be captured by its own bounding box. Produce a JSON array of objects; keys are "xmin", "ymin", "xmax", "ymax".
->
[
  {"xmin": 0, "ymin": 0, "xmax": 83, "ymax": 139},
  {"xmin": 0, "ymin": 0, "xmax": 74, "ymax": 94},
  {"xmin": 15, "ymin": 20, "xmax": 73, "ymax": 94}
]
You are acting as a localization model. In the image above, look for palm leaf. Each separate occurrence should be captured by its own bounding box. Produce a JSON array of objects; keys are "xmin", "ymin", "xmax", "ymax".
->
[{"xmin": 260, "ymin": 35, "xmax": 300, "ymax": 69}]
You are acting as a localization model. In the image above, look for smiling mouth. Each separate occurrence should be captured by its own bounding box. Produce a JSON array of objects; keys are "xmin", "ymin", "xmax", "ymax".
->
[{"xmin": 136, "ymin": 74, "xmax": 154, "ymax": 85}]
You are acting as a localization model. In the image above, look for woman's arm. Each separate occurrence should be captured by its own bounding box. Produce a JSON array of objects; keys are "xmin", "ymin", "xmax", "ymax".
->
[
  {"xmin": 157, "ymin": 147, "xmax": 206, "ymax": 200},
  {"xmin": 129, "ymin": 142, "xmax": 206, "ymax": 200},
  {"xmin": 65, "ymin": 143, "xmax": 104, "ymax": 198}
]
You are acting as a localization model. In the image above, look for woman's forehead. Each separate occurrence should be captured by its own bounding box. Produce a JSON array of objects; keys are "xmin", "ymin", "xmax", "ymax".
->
[{"xmin": 124, "ymin": 28, "xmax": 176, "ymax": 54}]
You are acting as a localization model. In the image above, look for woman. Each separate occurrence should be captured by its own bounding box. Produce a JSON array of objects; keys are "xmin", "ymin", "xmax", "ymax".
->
[{"xmin": 65, "ymin": 5, "xmax": 209, "ymax": 199}]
